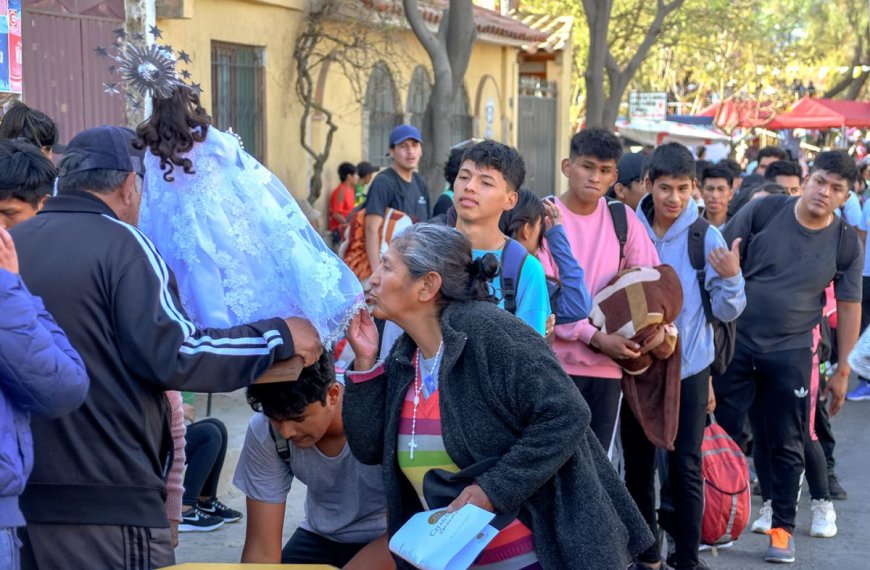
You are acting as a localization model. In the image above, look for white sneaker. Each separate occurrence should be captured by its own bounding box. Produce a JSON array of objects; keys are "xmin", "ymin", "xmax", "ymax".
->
[
  {"xmin": 751, "ymin": 500, "xmax": 772, "ymax": 534},
  {"xmin": 810, "ymin": 499, "xmax": 838, "ymax": 538}
]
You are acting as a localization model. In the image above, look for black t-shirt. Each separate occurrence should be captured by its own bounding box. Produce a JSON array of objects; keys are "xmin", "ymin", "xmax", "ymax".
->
[
  {"xmin": 365, "ymin": 168, "xmax": 430, "ymax": 221},
  {"xmin": 723, "ymin": 195, "xmax": 863, "ymax": 352}
]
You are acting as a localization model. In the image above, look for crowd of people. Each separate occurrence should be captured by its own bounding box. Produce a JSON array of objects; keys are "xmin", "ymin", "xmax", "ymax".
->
[{"xmin": 0, "ymin": 82, "xmax": 866, "ymax": 570}]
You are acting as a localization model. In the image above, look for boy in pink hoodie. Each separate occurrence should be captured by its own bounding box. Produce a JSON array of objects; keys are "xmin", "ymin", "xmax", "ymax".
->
[{"xmin": 540, "ymin": 129, "xmax": 660, "ymax": 457}]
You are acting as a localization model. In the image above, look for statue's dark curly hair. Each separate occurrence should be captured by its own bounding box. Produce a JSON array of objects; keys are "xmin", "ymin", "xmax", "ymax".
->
[
  {"xmin": 133, "ymin": 84, "xmax": 211, "ymax": 182},
  {"xmin": 246, "ymin": 352, "xmax": 336, "ymax": 421}
]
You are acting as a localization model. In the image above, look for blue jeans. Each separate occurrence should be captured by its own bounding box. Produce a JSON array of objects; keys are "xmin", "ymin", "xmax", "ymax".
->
[{"xmin": 0, "ymin": 527, "xmax": 21, "ymax": 570}]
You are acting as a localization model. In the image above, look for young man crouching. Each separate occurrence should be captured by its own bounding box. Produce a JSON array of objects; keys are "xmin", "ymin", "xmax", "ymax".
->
[{"xmin": 234, "ymin": 354, "xmax": 392, "ymax": 569}]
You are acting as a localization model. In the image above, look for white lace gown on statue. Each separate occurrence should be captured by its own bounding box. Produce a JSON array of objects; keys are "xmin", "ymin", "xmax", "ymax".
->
[{"xmin": 139, "ymin": 128, "xmax": 365, "ymax": 348}]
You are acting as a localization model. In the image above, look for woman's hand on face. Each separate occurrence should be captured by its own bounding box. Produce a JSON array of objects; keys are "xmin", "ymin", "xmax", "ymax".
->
[
  {"xmin": 447, "ymin": 484, "xmax": 494, "ymax": 514},
  {"xmin": 347, "ymin": 309, "xmax": 380, "ymax": 370}
]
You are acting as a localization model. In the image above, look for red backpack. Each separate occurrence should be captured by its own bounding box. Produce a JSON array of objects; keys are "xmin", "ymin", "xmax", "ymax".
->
[{"xmin": 701, "ymin": 418, "xmax": 750, "ymax": 546}]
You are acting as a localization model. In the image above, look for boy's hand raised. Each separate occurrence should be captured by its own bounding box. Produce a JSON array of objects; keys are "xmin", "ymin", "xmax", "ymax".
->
[
  {"xmin": 347, "ymin": 309, "xmax": 380, "ymax": 371},
  {"xmin": 708, "ymin": 237, "xmax": 741, "ymax": 279}
]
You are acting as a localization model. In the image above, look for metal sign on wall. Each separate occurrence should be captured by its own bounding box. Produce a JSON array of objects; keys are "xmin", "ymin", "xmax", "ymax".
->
[
  {"xmin": 0, "ymin": 0, "xmax": 22, "ymax": 93},
  {"xmin": 628, "ymin": 91, "xmax": 667, "ymax": 121}
]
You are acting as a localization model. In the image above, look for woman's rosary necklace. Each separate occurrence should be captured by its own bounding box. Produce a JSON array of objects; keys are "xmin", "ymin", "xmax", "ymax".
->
[{"xmin": 408, "ymin": 340, "xmax": 445, "ymax": 460}]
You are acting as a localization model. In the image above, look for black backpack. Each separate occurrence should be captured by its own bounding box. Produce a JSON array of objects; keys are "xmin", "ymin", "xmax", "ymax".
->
[
  {"xmin": 500, "ymin": 237, "xmax": 530, "ymax": 315},
  {"xmin": 268, "ymin": 423, "xmax": 293, "ymax": 462},
  {"xmin": 687, "ymin": 217, "xmax": 737, "ymax": 376},
  {"xmin": 607, "ymin": 199, "xmax": 629, "ymax": 269}
]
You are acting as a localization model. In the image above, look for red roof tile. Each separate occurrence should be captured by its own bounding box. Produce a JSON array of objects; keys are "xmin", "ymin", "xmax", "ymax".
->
[{"xmin": 362, "ymin": 1, "xmax": 548, "ymax": 44}]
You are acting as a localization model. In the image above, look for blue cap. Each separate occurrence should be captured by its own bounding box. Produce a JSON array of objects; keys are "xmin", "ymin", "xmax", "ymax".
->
[
  {"xmin": 389, "ymin": 124, "xmax": 423, "ymax": 147},
  {"xmin": 63, "ymin": 126, "xmax": 145, "ymax": 177}
]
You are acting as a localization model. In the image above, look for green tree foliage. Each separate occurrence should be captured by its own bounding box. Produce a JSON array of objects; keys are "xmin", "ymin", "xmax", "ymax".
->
[{"xmin": 524, "ymin": 0, "xmax": 869, "ymax": 126}]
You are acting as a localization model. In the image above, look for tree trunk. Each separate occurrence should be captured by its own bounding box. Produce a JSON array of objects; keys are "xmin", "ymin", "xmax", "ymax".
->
[
  {"xmin": 845, "ymin": 71, "xmax": 869, "ymax": 100},
  {"xmin": 404, "ymin": 0, "xmax": 475, "ymax": 199},
  {"xmin": 583, "ymin": 0, "xmax": 685, "ymax": 130},
  {"xmin": 824, "ymin": 34, "xmax": 864, "ymax": 99},
  {"xmin": 582, "ymin": 0, "xmax": 612, "ymax": 128}
]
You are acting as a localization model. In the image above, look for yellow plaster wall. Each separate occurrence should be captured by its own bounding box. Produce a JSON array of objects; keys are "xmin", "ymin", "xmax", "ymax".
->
[
  {"xmin": 313, "ymin": 32, "xmax": 522, "ymax": 204},
  {"xmin": 158, "ymin": 0, "xmax": 308, "ymax": 197},
  {"xmin": 160, "ymin": 3, "xmax": 568, "ymax": 208}
]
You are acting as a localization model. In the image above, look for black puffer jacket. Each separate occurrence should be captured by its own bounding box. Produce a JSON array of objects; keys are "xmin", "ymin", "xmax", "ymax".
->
[{"xmin": 344, "ymin": 300, "xmax": 654, "ymax": 569}]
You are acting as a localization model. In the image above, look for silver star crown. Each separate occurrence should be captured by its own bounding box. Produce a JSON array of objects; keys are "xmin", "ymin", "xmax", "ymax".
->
[
  {"xmin": 113, "ymin": 43, "xmax": 179, "ymax": 99},
  {"xmin": 97, "ymin": 26, "xmax": 199, "ymax": 102}
]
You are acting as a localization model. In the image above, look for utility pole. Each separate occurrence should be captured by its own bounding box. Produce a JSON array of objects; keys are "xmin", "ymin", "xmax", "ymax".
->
[{"xmin": 124, "ymin": 0, "xmax": 157, "ymax": 126}]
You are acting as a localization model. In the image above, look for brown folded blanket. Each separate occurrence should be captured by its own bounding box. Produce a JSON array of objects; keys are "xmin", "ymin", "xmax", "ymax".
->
[{"xmin": 589, "ymin": 265, "xmax": 684, "ymax": 450}]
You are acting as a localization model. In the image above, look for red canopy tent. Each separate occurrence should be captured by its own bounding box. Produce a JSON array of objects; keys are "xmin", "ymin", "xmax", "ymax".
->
[{"xmin": 766, "ymin": 97, "xmax": 870, "ymax": 129}]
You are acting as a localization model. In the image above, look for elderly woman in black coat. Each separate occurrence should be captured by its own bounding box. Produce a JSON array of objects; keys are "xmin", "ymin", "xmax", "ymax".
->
[{"xmin": 344, "ymin": 223, "xmax": 653, "ymax": 569}]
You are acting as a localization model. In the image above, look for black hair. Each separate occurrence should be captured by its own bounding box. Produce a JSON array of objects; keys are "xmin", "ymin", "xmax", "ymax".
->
[
  {"xmin": 695, "ymin": 159, "xmax": 712, "ymax": 181},
  {"xmin": 647, "ymin": 142, "xmax": 696, "ymax": 184},
  {"xmin": 641, "ymin": 153, "xmax": 653, "ymax": 180},
  {"xmin": 133, "ymin": 84, "xmax": 211, "ymax": 182},
  {"xmin": 748, "ymin": 182, "xmax": 788, "ymax": 200},
  {"xmin": 460, "ymin": 140, "xmax": 525, "ymax": 192},
  {"xmin": 569, "ymin": 128, "xmax": 622, "ymax": 162},
  {"xmin": 810, "ymin": 151, "xmax": 858, "ymax": 183},
  {"xmin": 338, "ymin": 162, "xmax": 357, "ymax": 182},
  {"xmin": 717, "ymin": 158, "xmax": 743, "ymax": 179},
  {"xmin": 246, "ymin": 352, "xmax": 336, "ymax": 422},
  {"xmin": 391, "ymin": 223, "xmax": 498, "ymax": 310},
  {"xmin": 0, "ymin": 139, "xmax": 56, "ymax": 207},
  {"xmin": 57, "ymin": 153, "xmax": 130, "ymax": 195},
  {"xmin": 444, "ymin": 147, "xmax": 465, "ymax": 187},
  {"xmin": 701, "ymin": 164, "xmax": 735, "ymax": 188},
  {"xmin": 499, "ymin": 188, "xmax": 545, "ymax": 247},
  {"xmin": 757, "ymin": 146, "xmax": 788, "ymax": 163},
  {"xmin": 764, "ymin": 160, "xmax": 802, "ymax": 181},
  {"xmin": 0, "ymin": 102, "xmax": 59, "ymax": 150}
]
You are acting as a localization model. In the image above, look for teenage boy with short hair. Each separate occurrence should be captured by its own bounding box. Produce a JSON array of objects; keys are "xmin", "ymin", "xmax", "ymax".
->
[
  {"xmin": 736, "ymin": 146, "xmax": 790, "ymax": 202},
  {"xmin": 328, "ymin": 162, "xmax": 358, "ymax": 247},
  {"xmin": 764, "ymin": 160, "xmax": 803, "ymax": 197},
  {"xmin": 628, "ymin": 143, "xmax": 746, "ymax": 570},
  {"xmin": 700, "ymin": 164, "xmax": 735, "ymax": 228},
  {"xmin": 0, "ymin": 139, "xmax": 55, "ymax": 229},
  {"xmin": 364, "ymin": 125, "xmax": 430, "ymax": 270},
  {"xmin": 716, "ymin": 150, "xmax": 863, "ymax": 564},
  {"xmin": 235, "ymin": 353, "xmax": 390, "ymax": 568},
  {"xmin": 354, "ymin": 161, "xmax": 379, "ymax": 206},
  {"xmin": 754, "ymin": 146, "xmax": 789, "ymax": 177},
  {"xmin": 609, "ymin": 153, "xmax": 648, "ymax": 211},
  {"xmin": 452, "ymin": 140, "xmax": 551, "ymax": 335},
  {"xmin": 543, "ymin": 129, "xmax": 660, "ymax": 455}
]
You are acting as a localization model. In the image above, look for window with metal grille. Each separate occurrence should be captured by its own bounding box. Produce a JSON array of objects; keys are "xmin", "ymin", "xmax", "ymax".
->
[
  {"xmin": 365, "ymin": 62, "xmax": 402, "ymax": 167},
  {"xmin": 407, "ymin": 66, "xmax": 431, "ymax": 131},
  {"xmin": 452, "ymin": 84, "xmax": 473, "ymax": 145},
  {"xmin": 211, "ymin": 41, "xmax": 266, "ymax": 163}
]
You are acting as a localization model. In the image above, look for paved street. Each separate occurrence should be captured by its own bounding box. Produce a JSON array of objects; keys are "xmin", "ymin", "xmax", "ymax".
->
[{"xmin": 176, "ymin": 379, "xmax": 870, "ymax": 568}]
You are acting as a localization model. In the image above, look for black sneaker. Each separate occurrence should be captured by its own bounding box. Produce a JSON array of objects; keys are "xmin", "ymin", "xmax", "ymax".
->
[
  {"xmin": 828, "ymin": 473, "xmax": 848, "ymax": 501},
  {"xmin": 179, "ymin": 506, "xmax": 224, "ymax": 532},
  {"xmin": 197, "ymin": 498, "xmax": 242, "ymax": 523}
]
